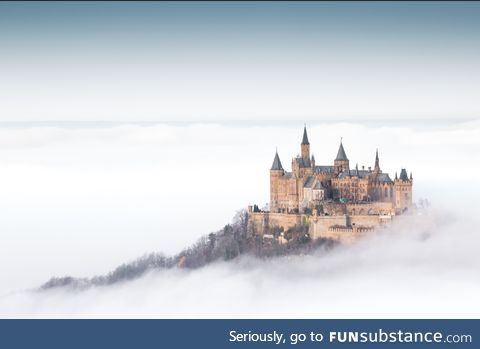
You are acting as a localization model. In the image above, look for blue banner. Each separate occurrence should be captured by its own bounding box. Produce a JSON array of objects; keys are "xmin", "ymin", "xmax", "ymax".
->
[{"xmin": 0, "ymin": 320, "xmax": 477, "ymax": 348}]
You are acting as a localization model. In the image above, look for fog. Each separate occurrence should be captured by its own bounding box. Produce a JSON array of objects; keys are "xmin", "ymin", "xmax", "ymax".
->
[{"xmin": 0, "ymin": 120, "xmax": 479, "ymax": 318}]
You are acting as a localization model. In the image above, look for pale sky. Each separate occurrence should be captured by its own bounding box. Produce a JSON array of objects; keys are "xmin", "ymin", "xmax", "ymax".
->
[{"xmin": 1, "ymin": 1, "xmax": 479, "ymax": 121}]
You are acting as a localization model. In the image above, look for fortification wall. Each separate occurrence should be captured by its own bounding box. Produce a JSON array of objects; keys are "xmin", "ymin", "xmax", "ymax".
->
[
  {"xmin": 249, "ymin": 209, "xmax": 394, "ymax": 244},
  {"xmin": 310, "ymin": 214, "xmax": 387, "ymax": 242},
  {"xmin": 350, "ymin": 215, "xmax": 388, "ymax": 226},
  {"xmin": 346, "ymin": 202, "xmax": 395, "ymax": 215},
  {"xmin": 319, "ymin": 227, "xmax": 376, "ymax": 244},
  {"xmin": 310, "ymin": 215, "xmax": 346, "ymax": 239},
  {"xmin": 249, "ymin": 212, "xmax": 305, "ymax": 233},
  {"xmin": 322, "ymin": 202, "xmax": 346, "ymax": 216}
]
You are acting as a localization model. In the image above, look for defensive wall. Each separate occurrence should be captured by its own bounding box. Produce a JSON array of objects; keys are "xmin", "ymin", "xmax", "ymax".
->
[{"xmin": 248, "ymin": 202, "xmax": 395, "ymax": 243}]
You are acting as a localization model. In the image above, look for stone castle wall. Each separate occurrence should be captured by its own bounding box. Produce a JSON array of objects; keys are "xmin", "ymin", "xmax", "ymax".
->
[
  {"xmin": 249, "ymin": 203, "xmax": 393, "ymax": 244},
  {"xmin": 249, "ymin": 211, "xmax": 306, "ymax": 234},
  {"xmin": 345, "ymin": 202, "xmax": 394, "ymax": 215},
  {"xmin": 310, "ymin": 214, "xmax": 386, "ymax": 242}
]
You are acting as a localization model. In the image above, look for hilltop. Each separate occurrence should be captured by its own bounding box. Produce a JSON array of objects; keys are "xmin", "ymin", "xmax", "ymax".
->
[{"xmin": 40, "ymin": 210, "xmax": 336, "ymax": 290}]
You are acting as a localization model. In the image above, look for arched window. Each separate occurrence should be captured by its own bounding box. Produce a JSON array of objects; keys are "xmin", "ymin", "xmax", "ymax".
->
[{"xmin": 384, "ymin": 188, "xmax": 388, "ymax": 197}]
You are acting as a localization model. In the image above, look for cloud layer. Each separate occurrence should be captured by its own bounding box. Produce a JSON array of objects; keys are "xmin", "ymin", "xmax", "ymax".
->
[
  {"xmin": 0, "ymin": 120, "xmax": 479, "ymax": 318},
  {"xmin": 2, "ymin": 208, "xmax": 479, "ymax": 319}
]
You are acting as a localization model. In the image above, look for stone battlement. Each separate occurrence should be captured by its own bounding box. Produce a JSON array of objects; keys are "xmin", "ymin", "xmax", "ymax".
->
[{"xmin": 248, "ymin": 204, "xmax": 395, "ymax": 244}]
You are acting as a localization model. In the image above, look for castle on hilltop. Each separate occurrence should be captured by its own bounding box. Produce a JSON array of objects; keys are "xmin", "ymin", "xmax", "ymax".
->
[{"xmin": 248, "ymin": 126, "xmax": 414, "ymax": 243}]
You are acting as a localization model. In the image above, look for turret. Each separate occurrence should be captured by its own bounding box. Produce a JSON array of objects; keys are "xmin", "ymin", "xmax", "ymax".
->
[
  {"xmin": 270, "ymin": 150, "xmax": 285, "ymax": 212},
  {"xmin": 270, "ymin": 149, "xmax": 285, "ymax": 179},
  {"xmin": 394, "ymin": 168, "xmax": 413, "ymax": 212},
  {"xmin": 301, "ymin": 125, "xmax": 310, "ymax": 161},
  {"xmin": 311, "ymin": 154, "xmax": 315, "ymax": 169},
  {"xmin": 334, "ymin": 139, "xmax": 349, "ymax": 174}
]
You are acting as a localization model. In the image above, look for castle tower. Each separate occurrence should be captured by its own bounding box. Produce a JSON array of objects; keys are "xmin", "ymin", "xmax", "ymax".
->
[
  {"xmin": 373, "ymin": 148, "xmax": 381, "ymax": 173},
  {"xmin": 334, "ymin": 139, "xmax": 349, "ymax": 174},
  {"xmin": 270, "ymin": 150, "xmax": 285, "ymax": 212},
  {"xmin": 301, "ymin": 125, "xmax": 310, "ymax": 161},
  {"xmin": 394, "ymin": 168, "xmax": 413, "ymax": 212}
]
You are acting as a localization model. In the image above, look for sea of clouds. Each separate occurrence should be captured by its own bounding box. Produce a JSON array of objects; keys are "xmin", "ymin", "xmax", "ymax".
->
[{"xmin": 0, "ymin": 120, "xmax": 479, "ymax": 318}]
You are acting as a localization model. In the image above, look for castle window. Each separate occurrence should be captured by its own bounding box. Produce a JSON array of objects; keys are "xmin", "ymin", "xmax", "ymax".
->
[
  {"xmin": 384, "ymin": 188, "xmax": 388, "ymax": 197},
  {"xmin": 404, "ymin": 193, "xmax": 408, "ymax": 200}
]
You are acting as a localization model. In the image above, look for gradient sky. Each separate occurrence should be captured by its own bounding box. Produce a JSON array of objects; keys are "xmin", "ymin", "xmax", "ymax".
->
[{"xmin": 1, "ymin": 1, "xmax": 479, "ymax": 121}]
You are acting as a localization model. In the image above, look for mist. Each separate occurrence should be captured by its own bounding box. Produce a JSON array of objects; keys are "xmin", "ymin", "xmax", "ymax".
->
[{"xmin": 0, "ymin": 120, "xmax": 479, "ymax": 318}]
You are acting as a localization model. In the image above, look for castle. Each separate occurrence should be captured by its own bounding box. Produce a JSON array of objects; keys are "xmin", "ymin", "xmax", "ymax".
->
[{"xmin": 248, "ymin": 126, "xmax": 414, "ymax": 243}]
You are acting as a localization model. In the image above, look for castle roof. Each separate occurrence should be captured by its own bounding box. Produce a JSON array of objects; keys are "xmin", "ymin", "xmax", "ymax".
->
[
  {"xmin": 271, "ymin": 151, "xmax": 284, "ymax": 171},
  {"xmin": 303, "ymin": 176, "xmax": 316, "ymax": 188},
  {"xmin": 302, "ymin": 125, "xmax": 309, "ymax": 145},
  {"xmin": 337, "ymin": 169, "xmax": 368, "ymax": 179},
  {"xmin": 357, "ymin": 170, "xmax": 370, "ymax": 178},
  {"xmin": 314, "ymin": 165, "xmax": 335, "ymax": 173},
  {"xmin": 336, "ymin": 169, "xmax": 393, "ymax": 183},
  {"xmin": 399, "ymin": 168, "xmax": 409, "ymax": 181},
  {"xmin": 295, "ymin": 157, "xmax": 311, "ymax": 168},
  {"xmin": 335, "ymin": 141, "xmax": 348, "ymax": 161},
  {"xmin": 376, "ymin": 173, "xmax": 393, "ymax": 183},
  {"xmin": 303, "ymin": 176, "xmax": 326, "ymax": 190}
]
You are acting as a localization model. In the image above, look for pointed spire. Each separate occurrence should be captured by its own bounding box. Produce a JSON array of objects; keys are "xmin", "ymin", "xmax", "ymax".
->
[
  {"xmin": 395, "ymin": 172, "xmax": 398, "ymax": 180},
  {"xmin": 271, "ymin": 150, "xmax": 284, "ymax": 171},
  {"xmin": 335, "ymin": 139, "xmax": 348, "ymax": 161},
  {"xmin": 301, "ymin": 124, "xmax": 309, "ymax": 145},
  {"xmin": 410, "ymin": 172, "xmax": 413, "ymax": 180},
  {"xmin": 355, "ymin": 163, "xmax": 359, "ymax": 175},
  {"xmin": 374, "ymin": 148, "xmax": 380, "ymax": 172}
]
